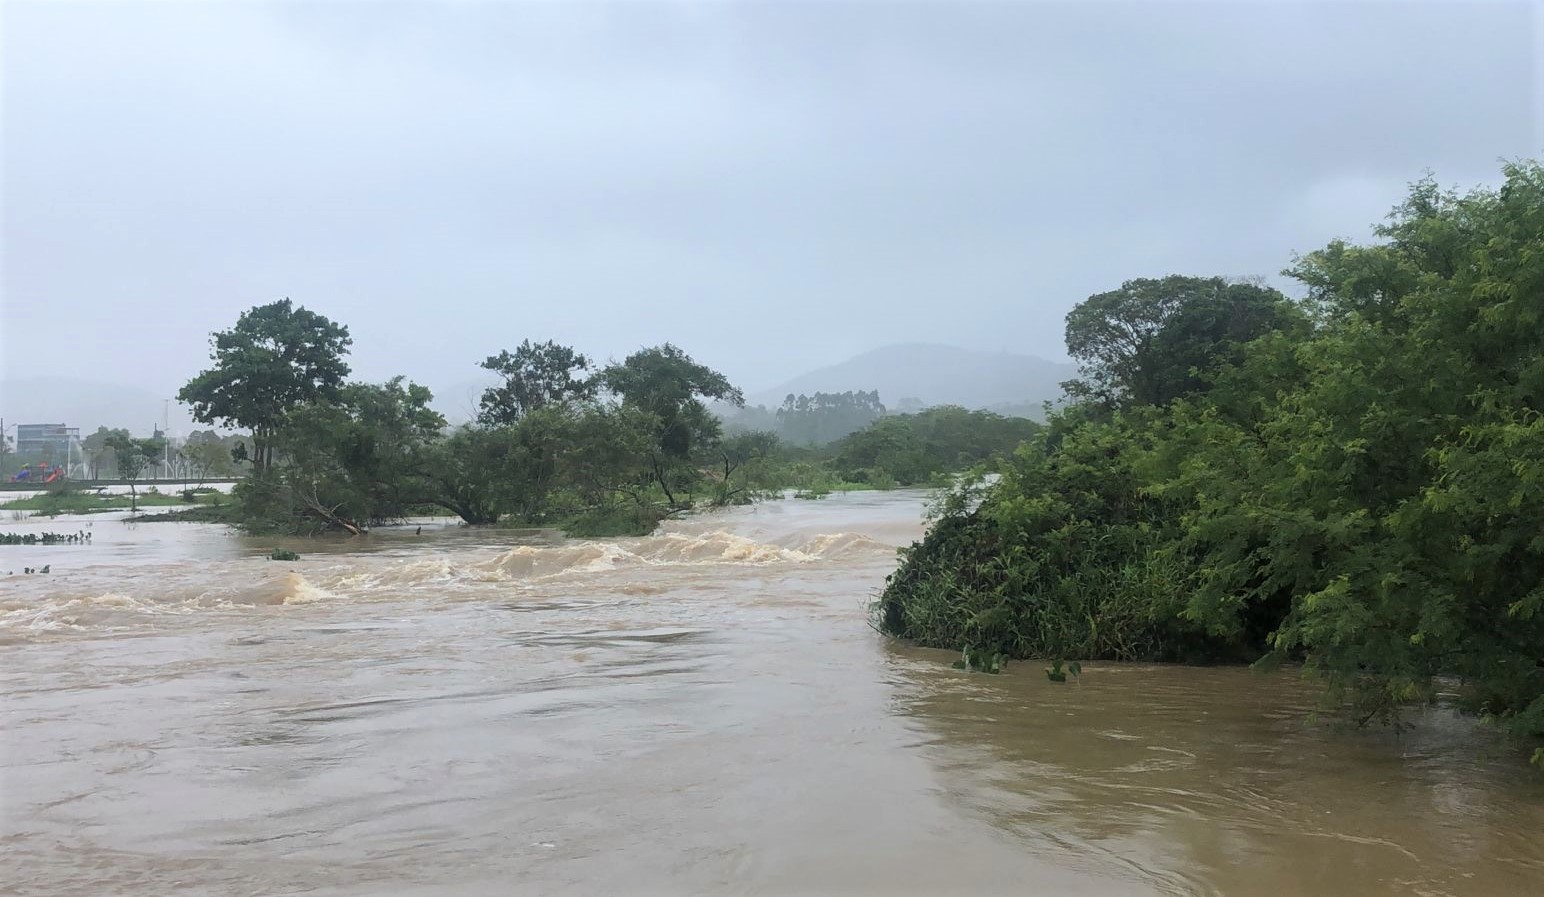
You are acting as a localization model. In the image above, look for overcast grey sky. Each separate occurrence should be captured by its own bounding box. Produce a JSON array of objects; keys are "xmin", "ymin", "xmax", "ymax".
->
[{"xmin": 1, "ymin": 0, "xmax": 1536, "ymax": 405}]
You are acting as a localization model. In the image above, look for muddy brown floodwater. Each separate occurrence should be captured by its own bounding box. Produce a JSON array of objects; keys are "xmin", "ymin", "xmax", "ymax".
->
[{"xmin": 2, "ymin": 492, "xmax": 1541, "ymax": 896}]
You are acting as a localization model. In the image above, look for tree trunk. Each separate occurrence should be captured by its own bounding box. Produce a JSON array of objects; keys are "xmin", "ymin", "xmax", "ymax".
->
[
  {"xmin": 295, "ymin": 480, "xmax": 363, "ymax": 534},
  {"xmin": 251, "ymin": 430, "xmax": 272, "ymax": 474},
  {"xmin": 652, "ymin": 456, "xmax": 680, "ymax": 509}
]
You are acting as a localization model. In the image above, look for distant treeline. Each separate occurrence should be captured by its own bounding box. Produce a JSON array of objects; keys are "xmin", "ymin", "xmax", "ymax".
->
[
  {"xmin": 726, "ymin": 390, "xmax": 887, "ymax": 446},
  {"xmin": 0, "ymin": 427, "xmax": 247, "ymax": 482},
  {"xmin": 724, "ymin": 389, "xmax": 1043, "ymax": 447},
  {"xmin": 173, "ymin": 309, "xmax": 1035, "ymax": 537},
  {"xmin": 878, "ymin": 162, "xmax": 1544, "ymax": 766}
]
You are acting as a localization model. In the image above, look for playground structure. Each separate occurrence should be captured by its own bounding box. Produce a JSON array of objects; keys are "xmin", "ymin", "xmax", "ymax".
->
[{"xmin": 10, "ymin": 463, "xmax": 65, "ymax": 484}]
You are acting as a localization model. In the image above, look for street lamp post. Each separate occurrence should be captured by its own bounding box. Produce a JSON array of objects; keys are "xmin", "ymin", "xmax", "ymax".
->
[{"xmin": 163, "ymin": 399, "xmax": 174, "ymax": 481}]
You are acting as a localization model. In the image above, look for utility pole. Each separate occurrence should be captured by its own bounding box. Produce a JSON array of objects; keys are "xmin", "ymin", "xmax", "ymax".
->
[{"xmin": 164, "ymin": 399, "xmax": 172, "ymax": 479}]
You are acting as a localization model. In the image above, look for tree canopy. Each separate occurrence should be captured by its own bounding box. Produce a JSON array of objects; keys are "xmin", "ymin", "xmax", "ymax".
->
[
  {"xmin": 185, "ymin": 316, "xmax": 1026, "ymax": 536},
  {"xmin": 597, "ymin": 345, "xmax": 744, "ymax": 505},
  {"xmin": 178, "ymin": 298, "xmax": 352, "ymax": 470},
  {"xmin": 880, "ymin": 161, "xmax": 1544, "ymax": 765},
  {"xmin": 600, "ymin": 343, "xmax": 744, "ymax": 454},
  {"xmin": 1063, "ymin": 275, "xmax": 1303, "ymax": 407},
  {"xmin": 478, "ymin": 340, "xmax": 596, "ymax": 426}
]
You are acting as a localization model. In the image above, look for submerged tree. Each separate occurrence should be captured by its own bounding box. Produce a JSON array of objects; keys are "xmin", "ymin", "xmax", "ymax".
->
[
  {"xmin": 880, "ymin": 161, "xmax": 1544, "ymax": 761},
  {"xmin": 425, "ymin": 425, "xmax": 515, "ymax": 526},
  {"xmin": 712, "ymin": 430, "xmax": 781, "ymax": 505},
  {"xmin": 105, "ymin": 434, "xmax": 166, "ymax": 512},
  {"xmin": 260, "ymin": 377, "xmax": 445, "ymax": 533},
  {"xmin": 598, "ymin": 344, "xmax": 744, "ymax": 507}
]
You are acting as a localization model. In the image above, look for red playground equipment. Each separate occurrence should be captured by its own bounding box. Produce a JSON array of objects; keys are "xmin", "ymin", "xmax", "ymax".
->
[{"xmin": 10, "ymin": 463, "xmax": 65, "ymax": 484}]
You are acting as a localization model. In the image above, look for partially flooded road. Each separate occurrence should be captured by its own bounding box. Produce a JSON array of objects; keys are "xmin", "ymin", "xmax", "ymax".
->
[{"xmin": 3, "ymin": 493, "xmax": 1541, "ymax": 896}]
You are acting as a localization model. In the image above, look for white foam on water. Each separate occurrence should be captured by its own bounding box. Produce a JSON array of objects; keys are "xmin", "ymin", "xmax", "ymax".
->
[{"xmin": 0, "ymin": 522, "xmax": 895, "ymax": 641}]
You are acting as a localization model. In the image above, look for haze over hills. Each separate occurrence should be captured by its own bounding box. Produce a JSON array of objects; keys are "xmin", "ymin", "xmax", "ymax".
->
[
  {"xmin": 746, "ymin": 344, "xmax": 1073, "ymax": 415},
  {"xmin": 0, "ymin": 378, "xmax": 200, "ymax": 436},
  {"xmin": 1, "ymin": 344, "xmax": 1073, "ymax": 437},
  {"xmin": 433, "ymin": 344, "xmax": 1074, "ymax": 426}
]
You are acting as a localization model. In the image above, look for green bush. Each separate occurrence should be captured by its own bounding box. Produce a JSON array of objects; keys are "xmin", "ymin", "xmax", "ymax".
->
[
  {"xmin": 878, "ymin": 163, "xmax": 1544, "ymax": 761},
  {"xmin": 561, "ymin": 505, "xmax": 666, "ymax": 537}
]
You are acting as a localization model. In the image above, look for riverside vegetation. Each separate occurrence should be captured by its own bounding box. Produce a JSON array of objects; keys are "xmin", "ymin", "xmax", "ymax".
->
[
  {"xmin": 8, "ymin": 485, "xmax": 228, "ymax": 516},
  {"xmin": 173, "ymin": 307, "xmax": 1035, "ymax": 538},
  {"xmin": 878, "ymin": 163, "xmax": 1544, "ymax": 767},
  {"xmin": 158, "ymin": 162, "xmax": 1544, "ymax": 768}
]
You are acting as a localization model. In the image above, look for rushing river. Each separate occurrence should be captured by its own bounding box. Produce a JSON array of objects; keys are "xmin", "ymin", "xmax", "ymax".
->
[{"xmin": 2, "ymin": 492, "xmax": 1541, "ymax": 896}]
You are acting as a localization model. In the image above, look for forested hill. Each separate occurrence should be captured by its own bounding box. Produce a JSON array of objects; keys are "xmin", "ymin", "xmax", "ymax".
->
[{"xmin": 747, "ymin": 344, "xmax": 1072, "ymax": 411}]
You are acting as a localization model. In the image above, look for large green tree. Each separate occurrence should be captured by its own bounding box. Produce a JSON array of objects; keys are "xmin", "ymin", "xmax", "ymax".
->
[
  {"xmin": 178, "ymin": 299, "xmax": 352, "ymax": 471},
  {"xmin": 478, "ymin": 340, "xmax": 596, "ymax": 425},
  {"xmin": 557, "ymin": 403, "xmax": 661, "ymax": 532},
  {"xmin": 598, "ymin": 344, "xmax": 744, "ymax": 507},
  {"xmin": 260, "ymin": 377, "xmax": 444, "ymax": 533},
  {"xmin": 1063, "ymin": 275, "xmax": 1303, "ymax": 407},
  {"xmin": 429, "ymin": 407, "xmax": 580, "ymax": 525},
  {"xmin": 880, "ymin": 162, "xmax": 1544, "ymax": 764},
  {"xmin": 425, "ymin": 425, "xmax": 515, "ymax": 526}
]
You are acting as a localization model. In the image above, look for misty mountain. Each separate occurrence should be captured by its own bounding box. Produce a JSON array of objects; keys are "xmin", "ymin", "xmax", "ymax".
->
[
  {"xmin": 0, "ymin": 343, "xmax": 1071, "ymax": 441},
  {"xmin": 0, "ymin": 379, "xmax": 199, "ymax": 436},
  {"xmin": 745, "ymin": 344, "xmax": 1073, "ymax": 415}
]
